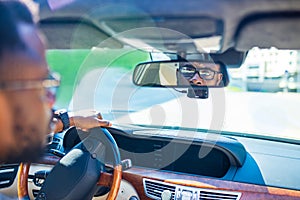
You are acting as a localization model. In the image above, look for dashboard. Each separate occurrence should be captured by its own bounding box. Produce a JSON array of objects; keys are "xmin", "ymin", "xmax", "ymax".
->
[
  {"xmin": 111, "ymin": 129, "xmax": 242, "ymax": 178},
  {"xmin": 1, "ymin": 126, "xmax": 300, "ymax": 200}
]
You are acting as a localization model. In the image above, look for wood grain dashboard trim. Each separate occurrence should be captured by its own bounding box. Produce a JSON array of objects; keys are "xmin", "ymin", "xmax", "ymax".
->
[{"xmin": 122, "ymin": 167, "xmax": 300, "ymax": 200}]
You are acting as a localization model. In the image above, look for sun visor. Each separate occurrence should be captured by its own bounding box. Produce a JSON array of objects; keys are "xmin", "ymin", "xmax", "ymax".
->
[
  {"xmin": 235, "ymin": 13, "xmax": 300, "ymax": 51},
  {"xmin": 39, "ymin": 19, "xmax": 123, "ymax": 49}
]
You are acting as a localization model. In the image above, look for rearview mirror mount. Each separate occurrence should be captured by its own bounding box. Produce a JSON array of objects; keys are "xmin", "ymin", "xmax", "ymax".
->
[{"xmin": 187, "ymin": 87, "xmax": 209, "ymax": 99}]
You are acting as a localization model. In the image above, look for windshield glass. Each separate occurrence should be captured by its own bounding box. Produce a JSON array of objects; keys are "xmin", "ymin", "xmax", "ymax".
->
[{"xmin": 48, "ymin": 47, "xmax": 300, "ymax": 142}]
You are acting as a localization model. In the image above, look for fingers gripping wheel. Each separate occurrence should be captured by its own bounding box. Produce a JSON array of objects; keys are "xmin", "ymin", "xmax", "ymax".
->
[{"xmin": 17, "ymin": 128, "xmax": 122, "ymax": 200}]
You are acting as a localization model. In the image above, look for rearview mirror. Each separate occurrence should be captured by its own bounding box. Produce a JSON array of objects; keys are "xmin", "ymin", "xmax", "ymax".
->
[{"xmin": 133, "ymin": 60, "xmax": 229, "ymax": 87}]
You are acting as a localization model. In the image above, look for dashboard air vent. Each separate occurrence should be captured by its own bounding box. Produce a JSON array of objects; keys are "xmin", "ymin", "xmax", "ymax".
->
[
  {"xmin": 144, "ymin": 178, "xmax": 241, "ymax": 200},
  {"xmin": 200, "ymin": 190, "xmax": 241, "ymax": 200},
  {"xmin": 144, "ymin": 179, "xmax": 176, "ymax": 199},
  {"xmin": 0, "ymin": 165, "xmax": 19, "ymax": 188}
]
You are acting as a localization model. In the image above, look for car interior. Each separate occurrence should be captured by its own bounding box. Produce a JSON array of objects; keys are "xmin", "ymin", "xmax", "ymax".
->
[{"xmin": 1, "ymin": 0, "xmax": 300, "ymax": 200}]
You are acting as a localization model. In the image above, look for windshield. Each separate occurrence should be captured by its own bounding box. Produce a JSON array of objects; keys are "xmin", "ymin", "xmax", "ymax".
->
[{"xmin": 48, "ymin": 47, "xmax": 300, "ymax": 142}]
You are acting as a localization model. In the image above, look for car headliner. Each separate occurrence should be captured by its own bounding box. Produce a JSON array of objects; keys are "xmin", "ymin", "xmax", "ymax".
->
[{"xmin": 36, "ymin": 0, "xmax": 300, "ymax": 54}]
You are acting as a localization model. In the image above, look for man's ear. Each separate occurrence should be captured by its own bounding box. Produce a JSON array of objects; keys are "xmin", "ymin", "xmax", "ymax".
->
[{"xmin": 216, "ymin": 73, "xmax": 223, "ymax": 86}]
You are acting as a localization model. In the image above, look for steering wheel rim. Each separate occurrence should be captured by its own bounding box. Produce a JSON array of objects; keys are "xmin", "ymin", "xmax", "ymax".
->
[
  {"xmin": 18, "ymin": 127, "xmax": 122, "ymax": 200},
  {"xmin": 18, "ymin": 162, "xmax": 30, "ymax": 200}
]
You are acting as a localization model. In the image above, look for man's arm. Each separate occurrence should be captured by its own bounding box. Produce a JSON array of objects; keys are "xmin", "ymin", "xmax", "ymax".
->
[{"xmin": 52, "ymin": 110, "xmax": 112, "ymax": 133}]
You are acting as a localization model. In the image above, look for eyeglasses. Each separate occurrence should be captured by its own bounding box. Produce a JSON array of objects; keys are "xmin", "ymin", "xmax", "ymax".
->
[
  {"xmin": 0, "ymin": 72, "xmax": 60, "ymax": 104},
  {"xmin": 179, "ymin": 64, "xmax": 221, "ymax": 80}
]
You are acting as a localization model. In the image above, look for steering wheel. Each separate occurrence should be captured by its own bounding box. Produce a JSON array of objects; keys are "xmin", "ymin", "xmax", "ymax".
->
[{"xmin": 18, "ymin": 127, "xmax": 122, "ymax": 200}]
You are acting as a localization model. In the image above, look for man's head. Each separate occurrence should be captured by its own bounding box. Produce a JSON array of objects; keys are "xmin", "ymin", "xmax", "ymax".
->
[
  {"xmin": 0, "ymin": 1, "xmax": 56, "ymax": 163},
  {"xmin": 177, "ymin": 61, "xmax": 224, "ymax": 86}
]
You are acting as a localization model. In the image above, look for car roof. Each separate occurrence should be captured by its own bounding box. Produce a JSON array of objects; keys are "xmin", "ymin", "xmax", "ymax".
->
[{"xmin": 36, "ymin": 0, "xmax": 300, "ymax": 56}]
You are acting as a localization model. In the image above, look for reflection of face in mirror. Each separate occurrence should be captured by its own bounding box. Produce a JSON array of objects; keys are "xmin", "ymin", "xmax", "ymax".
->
[
  {"xmin": 133, "ymin": 61, "xmax": 228, "ymax": 87},
  {"xmin": 177, "ymin": 62, "xmax": 223, "ymax": 86}
]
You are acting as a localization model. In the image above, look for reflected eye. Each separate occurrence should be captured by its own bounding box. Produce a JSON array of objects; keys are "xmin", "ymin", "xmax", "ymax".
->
[
  {"xmin": 199, "ymin": 69, "xmax": 214, "ymax": 78},
  {"xmin": 179, "ymin": 65, "xmax": 196, "ymax": 78}
]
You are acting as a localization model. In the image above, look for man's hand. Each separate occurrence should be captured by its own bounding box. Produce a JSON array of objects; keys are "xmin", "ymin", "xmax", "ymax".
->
[{"xmin": 53, "ymin": 110, "xmax": 112, "ymax": 133}]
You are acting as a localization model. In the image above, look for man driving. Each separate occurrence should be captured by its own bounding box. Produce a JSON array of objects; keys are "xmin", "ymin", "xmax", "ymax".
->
[
  {"xmin": 0, "ymin": 1, "xmax": 113, "ymax": 199},
  {"xmin": 0, "ymin": 0, "xmax": 112, "ymax": 163}
]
